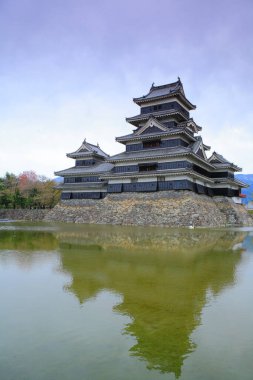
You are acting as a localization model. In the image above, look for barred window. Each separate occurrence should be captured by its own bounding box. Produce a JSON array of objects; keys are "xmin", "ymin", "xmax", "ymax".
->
[
  {"xmin": 76, "ymin": 159, "xmax": 96, "ymax": 166},
  {"xmin": 113, "ymin": 165, "xmax": 138, "ymax": 173},
  {"xmin": 143, "ymin": 140, "xmax": 160, "ymax": 148},
  {"xmin": 139, "ymin": 163, "xmax": 157, "ymax": 172},
  {"xmin": 126, "ymin": 143, "xmax": 143, "ymax": 152}
]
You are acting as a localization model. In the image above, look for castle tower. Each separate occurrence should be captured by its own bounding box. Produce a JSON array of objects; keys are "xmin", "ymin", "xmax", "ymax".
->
[
  {"xmin": 55, "ymin": 140, "xmax": 112, "ymax": 199},
  {"xmin": 102, "ymin": 79, "xmax": 246, "ymax": 197},
  {"xmin": 55, "ymin": 79, "xmax": 247, "ymax": 200}
]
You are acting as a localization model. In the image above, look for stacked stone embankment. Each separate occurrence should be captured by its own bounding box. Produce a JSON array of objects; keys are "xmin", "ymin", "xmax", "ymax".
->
[
  {"xmin": 1, "ymin": 192, "xmax": 252, "ymax": 227},
  {"xmin": 44, "ymin": 191, "xmax": 253, "ymax": 227},
  {"xmin": 0, "ymin": 209, "xmax": 48, "ymax": 221}
]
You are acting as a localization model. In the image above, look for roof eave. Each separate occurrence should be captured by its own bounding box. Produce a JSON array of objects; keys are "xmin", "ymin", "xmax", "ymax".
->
[
  {"xmin": 126, "ymin": 111, "xmax": 187, "ymax": 126},
  {"xmin": 107, "ymin": 150, "xmax": 191, "ymax": 163},
  {"xmin": 133, "ymin": 92, "xmax": 196, "ymax": 110},
  {"xmin": 55, "ymin": 170, "xmax": 112, "ymax": 176},
  {"xmin": 233, "ymin": 179, "xmax": 249, "ymax": 188},
  {"xmin": 115, "ymin": 130, "xmax": 196, "ymax": 143},
  {"xmin": 101, "ymin": 170, "xmax": 214, "ymax": 184},
  {"xmin": 66, "ymin": 152, "xmax": 106, "ymax": 159},
  {"xmin": 211, "ymin": 163, "xmax": 242, "ymax": 172},
  {"xmin": 217, "ymin": 178, "xmax": 249, "ymax": 188}
]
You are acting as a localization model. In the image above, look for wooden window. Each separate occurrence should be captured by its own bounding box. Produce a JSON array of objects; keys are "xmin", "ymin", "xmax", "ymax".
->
[
  {"xmin": 113, "ymin": 165, "xmax": 138, "ymax": 173},
  {"xmin": 139, "ymin": 163, "xmax": 157, "ymax": 172},
  {"xmin": 143, "ymin": 140, "xmax": 160, "ymax": 149},
  {"xmin": 76, "ymin": 160, "xmax": 95, "ymax": 166},
  {"xmin": 153, "ymin": 105, "xmax": 162, "ymax": 111},
  {"xmin": 126, "ymin": 143, "xmax": 143, "ymax": 152}
]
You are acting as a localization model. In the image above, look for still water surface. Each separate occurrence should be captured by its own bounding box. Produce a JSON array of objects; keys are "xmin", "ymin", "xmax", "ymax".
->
[{"xmin": 0, "ymin": 222, "xmax": 253, "ymax": 380}]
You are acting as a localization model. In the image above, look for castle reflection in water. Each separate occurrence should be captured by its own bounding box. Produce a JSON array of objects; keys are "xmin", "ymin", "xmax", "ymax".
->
[{"xmin": 0, "ymin": 224, "xmax": 247, "ymax": 378}]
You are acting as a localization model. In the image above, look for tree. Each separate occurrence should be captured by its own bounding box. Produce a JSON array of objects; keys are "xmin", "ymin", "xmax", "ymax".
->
[
  {"xmin": 18, "ymin": 171, "xmax": 38, "ymax": 192},
  {"xmin": 36, "ymin": 179, "xmax": 60, "ymax": 208},
  {"xmin": 0, "ymin": 171, "xmax": 60, "ymax": 209},
  {"xmin": 0, "ymin": 173, "xmax": 19, "ymax": 208},
  {"xmin": 17, "ymin": 171, "xmax": 39, "ymax": 209}
]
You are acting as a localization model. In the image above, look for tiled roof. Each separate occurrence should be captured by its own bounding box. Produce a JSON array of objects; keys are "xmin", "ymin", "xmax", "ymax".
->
[
  {"xmin": 88, "ymin": 143, "xmax": 109, "ymax": 157},
  {"xmin": 116, "ymin": 127, "xmax": 196, "ymax": 143},
  {"xmin": 210, "ymin": 152, "xmax": 231, "ymax": 164},
  {"xmin": 55, "ymin": 162, "xmax": 114, "ymax": 176},
  {"xmin": 107, "ymin": 143, "xmax": 218, "ymax": 169},
  {"xmin": 116, "ymin": 127, "xmax": 181, "ymax": 140},
  {"xmin": 133, "ymin": 79, "xmax": 196, "ymax": 109},
  {"xmin": 179, "ymin": 118, "xmax": 202, "ymax": 132},
  {"xmin": 134, "ymin": 80, "xmax": 183, "ymax": 101},
  {"xmin": 214, "ymin": 177, "xmax": 247, "ymax": 187},
  {"xmin": 142, "ymin": 83, "xmax": 182, "ymax": 98},
  {"xmin": 214, "ymin": 162, "xmax": 241, "ymax": 171},
  {"xmin": 190, "ymin": 139, "xmax": 202, "ymax": 154},
  {"xmin": 126, "ymin": 109, "xmax": 186, "ymax": 123},
  {"xmin": 67, "ymin": 140, "xmax": 109, "ymax": 158},
  {"xmin": 208, "ymin": 152, "xmax": 241, "ymax": 171},
  {"xmin": 107, "ymin": 146, "xmax": 190, "ymax": 162}
]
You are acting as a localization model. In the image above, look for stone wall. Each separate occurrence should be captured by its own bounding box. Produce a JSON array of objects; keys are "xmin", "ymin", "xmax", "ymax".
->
[
  {"xmin": 0, "ymin": 209, "xmax": 49, "ymax": 221},
  {"xmin": 44, "ymin": 191, "xmax": 253, "ymax": 227},
  {"xmin": 1, "ymin": 192, "xmax": 251, "ymax": 227}
]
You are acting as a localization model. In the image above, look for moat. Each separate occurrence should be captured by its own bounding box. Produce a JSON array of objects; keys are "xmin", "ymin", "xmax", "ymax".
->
[{"xmin": 1, "ymin": 222, "xmax": 253, "ymax": 380}]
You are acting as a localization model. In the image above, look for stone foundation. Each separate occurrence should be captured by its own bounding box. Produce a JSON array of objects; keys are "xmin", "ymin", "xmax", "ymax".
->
[
  {"xmin": 1, "ymin": 192, "xmax": 251, "ymax": 227},
  {"xmin": 0, "ymin": 209, "xmax": 49, "ymax": 221},
  {"xmin": 44, "ymin": 191, "xmax": 253, "ymax": 227}
]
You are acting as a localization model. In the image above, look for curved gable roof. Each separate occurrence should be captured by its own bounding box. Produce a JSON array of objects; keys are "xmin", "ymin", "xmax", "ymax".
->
[{"xmin": 67, "ymin": 140, "xmax": 109, "ymax": 159}]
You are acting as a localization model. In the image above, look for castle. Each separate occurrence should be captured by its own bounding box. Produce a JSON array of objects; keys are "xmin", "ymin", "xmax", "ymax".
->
[{"xmin": 55, "ymin": 79, "xmax": 247, "ymax": 201}]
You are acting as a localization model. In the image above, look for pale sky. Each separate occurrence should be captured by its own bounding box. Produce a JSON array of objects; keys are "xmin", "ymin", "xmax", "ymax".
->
[{"xmin": 0, "ymin": 0, "xmax": 253, "ymax": 177}]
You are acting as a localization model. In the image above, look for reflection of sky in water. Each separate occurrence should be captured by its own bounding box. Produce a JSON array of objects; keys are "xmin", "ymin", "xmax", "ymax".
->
[
  {"xmin": 242, "ymin": 235, "xmax": 253, "ymax": 252},
  {"xmin": 0, "ymin": 223, "xmax": 253, "ymax": 380}
]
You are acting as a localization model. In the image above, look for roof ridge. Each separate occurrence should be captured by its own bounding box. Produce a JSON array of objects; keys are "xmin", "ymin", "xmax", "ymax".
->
[
  {"xmin": 88, "ymin": 142, "xmax": 99, "ymax": 148},
  {"xmin": 150, "ymin": 80, "xmax": 180, "ymax": 91}
]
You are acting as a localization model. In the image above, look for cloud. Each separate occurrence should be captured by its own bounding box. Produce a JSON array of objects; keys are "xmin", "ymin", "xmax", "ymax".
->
[{"xmin": 0, "ymin": 0, "xmax": 253, "ymax": 176}]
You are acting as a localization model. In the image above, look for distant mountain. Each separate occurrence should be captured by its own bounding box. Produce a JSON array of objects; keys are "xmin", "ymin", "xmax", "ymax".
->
[
  {"xmin": 236, "ymin": 174, "xmax": 253, "ymax": 204},
  {"xmin": 54, "ymin": 177, "xmax": 63, "ymax": 183}
]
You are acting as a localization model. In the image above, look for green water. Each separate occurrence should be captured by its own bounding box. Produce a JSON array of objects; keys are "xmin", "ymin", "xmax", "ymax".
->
[{"xmin": 0, "ymin": 222, "xmax": 253, "ymax": 380}]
